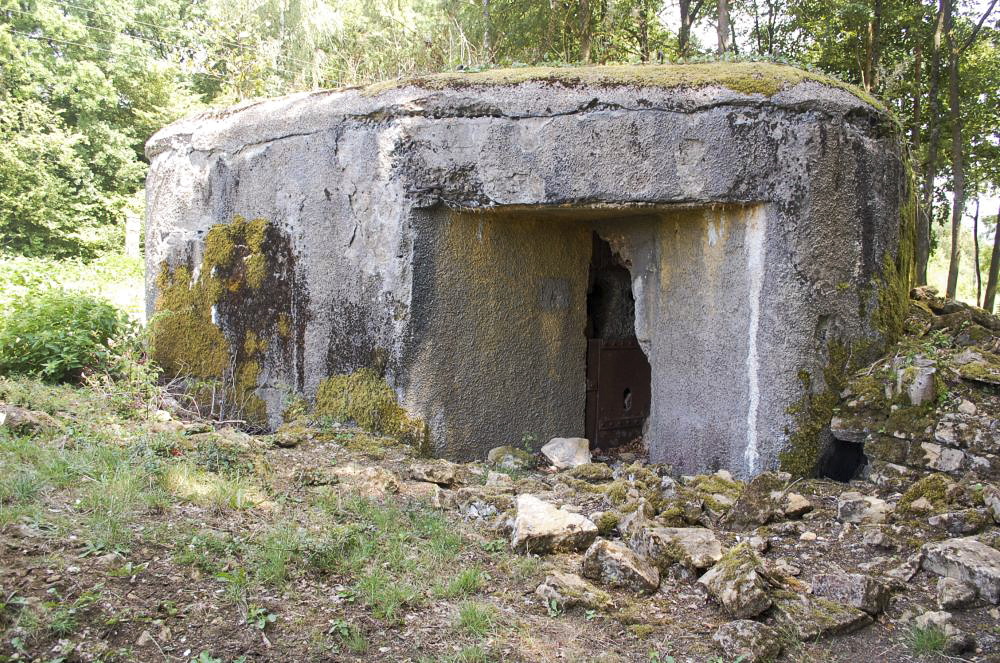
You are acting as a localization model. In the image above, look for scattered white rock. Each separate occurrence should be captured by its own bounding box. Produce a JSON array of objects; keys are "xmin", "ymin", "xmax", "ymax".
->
[
  {"xmin": 922, "ymin": 537, "xmax": 1000, "ymax": 603},
  {"xmin": 836, "ymin": 492, "xmax": 891, "ymax": 524},
  {"xmin": 409, "ymin": 459, "xmax": 463, "ymax": 486},
  {"xmin": 581, "ymin": 539, "xmax": 660, "ymax": 594},
  {"xmin": 937, "ymin": 577, "xmax": 977, "ymax": 610},
  {"xmin": 713, "ymin": 620, "xmax": 782, "ymax": 663},
  {"xmin": 697, "ymin": 544, "xmax": 773, "ymax": 618},
  {"xmin": 812, "ymin": 572, "xmax": 890, "ymax": 615},
  {"xmin": 535, "ymin": 571, "xmax": 611, "ymax": 611},
  {"xmin": 957, "ymin": 399, "xmax": 977, "ymax": 415},
  {"xmin": 622, "ymin": 507, "xmax": 723, "ymax": 570},
  {"xmin": 511, "ymin": 494, "xmax": 598, "ymax": 553},
  {"xmin": 540, "ymin": 437, "xmax": 591, "ymax": 469}
]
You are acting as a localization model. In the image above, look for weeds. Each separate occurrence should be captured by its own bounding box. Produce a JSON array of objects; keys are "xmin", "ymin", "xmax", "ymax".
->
[
  {"xmin": 434, "ymin": 568, "xmax": 487, "ymax": 598},
  {"xmin": 909, "ymin": 624, "xmax": 948, "ymax": 655},
  {"xmin": 455, "ymin": 601, "xmax": 498, "ymax": 637},
  {"xmin": 328, "ymin": 618, "xmax": 368, "ymax": 653}
]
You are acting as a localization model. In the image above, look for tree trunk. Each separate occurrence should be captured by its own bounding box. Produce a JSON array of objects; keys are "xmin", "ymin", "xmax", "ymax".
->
[
  {"xmin": 679, "ymin": 0, "xmax": 691, "ymax": 57},
  {"xmin": 482, "ymin": 0, "xmax": 491, "ymax": 64},
  {"xmin": 679, "ymin": 0, "xmax": 704, "ymax": 57},
  {"xmin": 864, "ymin": 0, "xmax": 883, "ymax": 92},
  {"xmin": 984, "ymin": 205, "xmax": 1000, "ymax": 313},
  {"xmin": 919, "ymin": 0, "xmax": 949, "ymax": 286},
  {"xmin": 717, "ymin": 0, "xmax": 730, "ymax": 55},
  {"xmin": 579, "ymin": 0, "xmax": 591, "ymax": 62},
  {"xmin": 973, "ymin": 199, "xmax": 981, "ymax": 306},
  {"xmin": 945, "ymin": 13, "xmax": 963, "ymax": 300},
  {"xmin": 639, "ymin": 1, "xmax": 650, "ymax": 62}
]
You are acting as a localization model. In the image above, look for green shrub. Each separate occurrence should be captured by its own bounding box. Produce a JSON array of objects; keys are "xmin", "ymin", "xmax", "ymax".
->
[{"xmin": 0, "ymin": 289, "xmax": 134, "ymax": 383}]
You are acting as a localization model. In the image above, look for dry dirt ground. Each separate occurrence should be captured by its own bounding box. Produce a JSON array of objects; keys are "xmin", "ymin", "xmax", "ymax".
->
[{"xmin": 1, "ymin": 376, "xmax": 998, "ymax": 663}]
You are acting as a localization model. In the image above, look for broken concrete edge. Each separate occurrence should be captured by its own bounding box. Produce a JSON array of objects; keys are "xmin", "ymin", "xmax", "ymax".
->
[{"xmin": 146, "ymin": 62, "xmax": 891, "ymax": 160}]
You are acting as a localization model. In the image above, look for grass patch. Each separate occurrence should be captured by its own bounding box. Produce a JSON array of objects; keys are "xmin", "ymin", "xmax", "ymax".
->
[
  {"xmin": 253, "ymin": 523, "xmax": 305, "ymax": 587},
  {"xmin": 162, "ymin": 463, "xmax": 264, "ymax": 511},
  {"xmin": 434, "ymin": 568, "xmax": 487, "ymax": 598},
  {"xmin": 454, "ymin": 601, "xmax": 498, "ymax": 638},
  {"xmin": 909, "ymin": 625, "xmax": 947, "ymax": 655}
]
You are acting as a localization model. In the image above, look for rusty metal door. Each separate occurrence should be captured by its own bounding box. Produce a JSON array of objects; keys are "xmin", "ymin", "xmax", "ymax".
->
[{"xmin": 585, "ymin": 338, "xmax": 651, "ymax": 448}]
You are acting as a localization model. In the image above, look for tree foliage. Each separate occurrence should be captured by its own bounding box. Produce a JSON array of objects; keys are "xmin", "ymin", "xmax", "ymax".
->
[{"xmin": 1, "ymin": 0, "xmax": 998, "ymax": 282}]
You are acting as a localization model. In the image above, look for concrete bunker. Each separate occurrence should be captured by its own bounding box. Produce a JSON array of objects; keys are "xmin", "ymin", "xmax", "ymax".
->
[{"xmin": 144, "ymin": 63, "xmax": 913, "ymax": 477}]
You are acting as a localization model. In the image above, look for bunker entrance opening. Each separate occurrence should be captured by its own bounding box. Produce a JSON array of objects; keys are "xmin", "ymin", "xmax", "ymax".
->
[
  {"xmin": 585, "ymin": 232, "xmax": 651, "ymax": 451},
  {"xmin": 818, "ymin": 438, "xmax": 868, "ymax": 482}
]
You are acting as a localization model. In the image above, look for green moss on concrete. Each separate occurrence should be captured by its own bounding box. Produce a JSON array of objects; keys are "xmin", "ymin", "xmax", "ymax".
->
[
  {"xmin": 780, "ymin": 342, "xmax": 852, "ymax": 477},
  {"xmin": 366, "ymin": 62, "xmax": 883, "ymax": 110},
  {"xmin": 873, "ymin": 165, "xmax": 918, "ymax": 346},
  {"xmin": 151, "ymin": 216, "xmax": 297, "ymax": 427},
  {"xmin": 315, "ymin": 367, "xmax": 430, "ymax": 453}
]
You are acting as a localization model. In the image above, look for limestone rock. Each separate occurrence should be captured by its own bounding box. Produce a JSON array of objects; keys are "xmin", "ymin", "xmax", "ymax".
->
[
  {"xmin": 812, "ymin": 572, "xmax": 890, "ymax": 615},
  {"xmin": 922, "ymin": 537, "xmax": 1000, "ymax": 603},
  {"xmin": 771, "ymin": 590, "xmax": 872, "ymax": 640},
  {"xmin": 0, "ymin": 404, "xmax": 58, "ymax": 434},
  {"xmin": 913, "ymin": 610, "xmax": 976, "ymax": 655},
  {"xmin": 487, "ymin": 446, "xmax": 535, "ymax": 471},
  {"xmin": 927, "ymin": 508, "xmax": 991, "ymax": 535},
  {"xmin": 567, "ymin": 462, "xmax": 614, "ymax": 483},
  {"xmin": 712, "ymin": 620, "xmax": 782, "ymax": 663},
  {"xmin": 535, "ymin": 571, "xmax": 611, "ymax": 611},
  {"xmin": 581, "ymin": 539, "xmax": 660, "ymax": 594},
  {"xmin": 409, "ymin": 459, "xmax": 465, "ymax": 486},
  {"xmin": 541, "ymin": 437, "xmax": 591, "ymax": 469},
  {"xmin": 836, "ymin": 492, "xmax": 891, "ymax": 524},
  {"xmin": 724, "ymin": 472, "xmax": 789, "ymax": 527},
  {"xmin": 622, "ymin": 507, "xmax": 722, "ymax": 571},
  {"xmin": 830, "ymin": 416, "xmax": 868, "ymax": 444},
  {"xmin": 511, "ymin": 494, "xmax": 597, "ymax": 553},
  {"xmin": 957, "ymin": 351, "xmax": 1000, "ymax": 385},
  {"xmin": 449, "ymin": 485, "xmax": 515, "ymax": 520},
  {"xmin": 783, "ymin": 492, "xmax": 813, "ymax": 519},
  {"xmin": 937, "ymin": 577, "xmax": 977, "ymax": 610},
  {"xmin": 697, "ymin": 543, "xmax": 773, "ymax": 618},
  {"xmin": 894, "ymin": 361, "xmax": 937, "ymax": 406},
  {"xmin": 983, "ymin": 484, "xmax": 1000, "ymax": 524},
  {"xmin": 332, "ymin": 464, "xmax": 399, "ymax": 496}
]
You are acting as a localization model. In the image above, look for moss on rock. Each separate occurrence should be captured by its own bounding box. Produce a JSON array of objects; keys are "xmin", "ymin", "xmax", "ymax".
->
[
  {"xmin": 899, "ymin": 473, "xmax": 954, "ymax": 512},
  {"xmin": 367, "ymin": 62, "xmax": 883, "ymax": 110},
  {"xmin": 315, "ymin": 367, "xmax": 430, "ymax": 453}
]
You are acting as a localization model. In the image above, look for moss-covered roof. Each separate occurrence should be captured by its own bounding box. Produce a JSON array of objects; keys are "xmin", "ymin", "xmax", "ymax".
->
[{"xmin": 365, "ymin": 62, "xmax": 883, "ymax": 110}]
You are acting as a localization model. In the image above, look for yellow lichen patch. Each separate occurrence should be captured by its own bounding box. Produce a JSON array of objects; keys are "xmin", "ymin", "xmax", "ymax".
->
[
  {"xmin": 316, "ymin": 368, "xmax": 430, "ymax": 453},
  {"xmin": 365, "ymin": 62, "xmax": 884, "ymax": 110}
]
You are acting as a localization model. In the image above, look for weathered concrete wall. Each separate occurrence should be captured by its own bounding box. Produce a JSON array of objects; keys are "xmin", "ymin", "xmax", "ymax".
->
[{"xmin": 145, "ymin": 63, "xmax": 910, "ymax": 476}]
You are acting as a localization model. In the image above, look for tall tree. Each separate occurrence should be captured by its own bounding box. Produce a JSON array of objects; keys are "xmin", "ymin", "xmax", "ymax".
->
[
  {"xmin": 679, "ymin": 0, "xmax": 707, "ymax": 56},
  {"xmin": 717, "ymin": 0, "xmax": 731, "ymax": 53},
  {"xmin": 918, "ymin": 0, "xmax": 949, "ymax": 286},
  {"xmin": 945, "ymin": 0, "xmax": 997, "ymax": 298},
  {"xmin": 985, "ymin": 207, "xmax": 1000, "ymax": 312}
]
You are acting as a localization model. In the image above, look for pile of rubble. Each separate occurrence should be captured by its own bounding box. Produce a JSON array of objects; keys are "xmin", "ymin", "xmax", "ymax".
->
[{"xmin": 403, "ymin": 293, "xmax": 1000, "ymax": 661}]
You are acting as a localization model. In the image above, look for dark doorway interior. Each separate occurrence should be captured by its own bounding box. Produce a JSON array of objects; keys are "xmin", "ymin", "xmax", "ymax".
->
[
  {"xmin": 818, "ymin": 438, "xmax": 868, "ymax": 482},
  {"xmin": 585, "ymin": 233, "xmax": 651, "ymax": 450}
]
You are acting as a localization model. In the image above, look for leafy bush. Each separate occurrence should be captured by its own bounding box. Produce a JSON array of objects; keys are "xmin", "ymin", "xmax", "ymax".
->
[{"xmin": 0, "ymin": 290, "xmax": 135, "ymax": 383}]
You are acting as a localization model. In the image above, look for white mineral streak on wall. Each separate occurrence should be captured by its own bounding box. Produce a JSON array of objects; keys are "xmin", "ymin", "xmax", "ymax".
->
[{"xmin": 743, "ymin": 207, "xmax": 766, "ymax": 474}]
